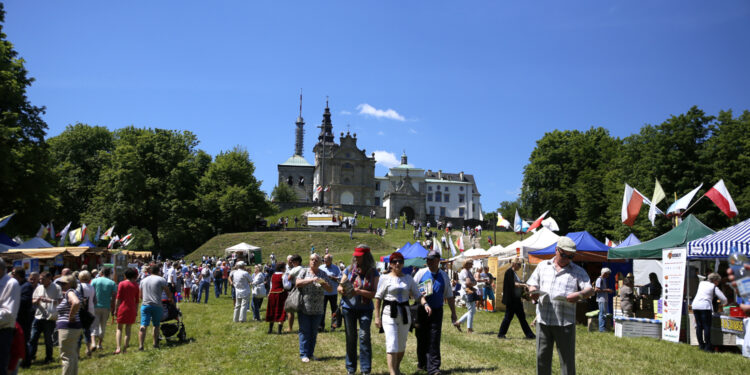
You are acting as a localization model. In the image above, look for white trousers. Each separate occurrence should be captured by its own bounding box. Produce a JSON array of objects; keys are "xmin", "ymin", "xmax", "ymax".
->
[
  {"xmin": 234, "ymin": 296, "xmax": 250, "ymax": 322},
  {"xmin": 383, "ymin": 309, "xmax": 411, "ymax": 353}
]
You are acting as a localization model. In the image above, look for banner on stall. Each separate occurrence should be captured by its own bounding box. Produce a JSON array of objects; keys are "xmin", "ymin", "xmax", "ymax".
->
[
  {"xmin": 12, "ymin": 258, "xmax": 40, "ymax": 276},
  {"xmin": 661, "ymin": 247, "xmax": 687, "ymax": 342}
]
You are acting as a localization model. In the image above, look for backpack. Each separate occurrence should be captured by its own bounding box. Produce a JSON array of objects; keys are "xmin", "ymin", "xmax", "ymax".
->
[{"xmin": 213, "ymin": 268, "xmax": 223, "ymax": 279}]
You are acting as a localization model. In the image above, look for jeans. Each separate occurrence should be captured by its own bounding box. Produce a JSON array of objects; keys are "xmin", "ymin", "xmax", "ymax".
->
[
  {"xmin": 416, "ymin": 305, "xmax": 443, "ymax": 374},
  {"xmin": 319, "ymin": 294, "xmax": 338, "ymax": 330},
  {"xmin": 598, "ymin": 301, "xmax": 608, "ymax": 332},
  {"xmin": 694, "ymin": 309, "xmax": 713, "ymax": 352},
  {"xmin": 251, "ymin": 297, "xmax": 263, "ymax": 321},
  {"xmin": 214, "ymin": 279, "xmax": 222, "ymax": 298},
  {"xmin": 198, "ymin": 280, "xmax": 210, "ymax": 303},
  {"xmin": 234, "ymin": 296, "xmax": 250, "ymax": 322},
  {"xmin": 298, "ymin": 313, "xmax": 323, "ymax": 359},
  {"xmin": 498, "ymin": 302, "xmax": 535, "ymax": 338},
  {"xmin": 342, "ymin": 308, "xmax": 372, "ymax": 374},
  {"xmin": 0, "ymin": 328, "xmax": 13, "ymax": 375},
  {"xmin": 536, "ymin": 323, "xmax": 576, "ymax": 375},
  {"xmin": 223, "ymin": 278, "xmax": 229, "ymax": 295},
  {"xmin": 29, "ymin": 319, "xmax": 56, "ymax": 362},
  {"xmin": 456, "ymin": 296, "xmax": 476, "ymax": 329}
]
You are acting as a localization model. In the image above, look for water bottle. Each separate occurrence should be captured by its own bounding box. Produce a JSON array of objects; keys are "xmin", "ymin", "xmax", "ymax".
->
[{"xmin": 728, "ymin": 247, "xmax": 750, "ymax": 299}]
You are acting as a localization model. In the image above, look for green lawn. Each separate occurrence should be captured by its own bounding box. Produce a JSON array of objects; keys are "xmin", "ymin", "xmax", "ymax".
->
[{"xmin": 22, "ymin": 293, "xmax": 748, "ymax": 375}]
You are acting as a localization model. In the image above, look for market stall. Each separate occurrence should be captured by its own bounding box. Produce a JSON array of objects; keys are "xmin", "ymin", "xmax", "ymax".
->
[{"xmin": 225, "ymin": 242, "xmax": 261, "ymax": 264}]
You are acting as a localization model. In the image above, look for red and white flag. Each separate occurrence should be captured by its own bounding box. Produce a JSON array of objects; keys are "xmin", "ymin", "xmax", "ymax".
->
[
  {"xmin": 527, "ymin": 211, "xmax": 549, "ymax": 232},
  {"xmin": 621, "ymin": 184, "xmax": 645, "ymax": 226},
  {"xmin": 604, "ymin": 237, "xmax": 616, "ymax": 247},
  {"xmin": 456, "ymin": 236, "xmax": 464, "ymax": 252},
  {"xmin": 315, "ymin": 185, "xmax": 323, "ymax": 192},
  {"xmin": 324, "ymin": 186, "xmax": 330, "ymax": 192},
  {"xmin": 705, "ymin": 179, "xmax": 738, "ymax": 218},
  {"xmin": 120, "ymin": 233, "xmax": 133, "ymax": 243}
]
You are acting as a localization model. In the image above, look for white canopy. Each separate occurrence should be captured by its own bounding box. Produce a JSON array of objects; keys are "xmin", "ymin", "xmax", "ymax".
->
[
  {"xmin": 486, "ymin": 228, "xmax": 560, "ymax": 259},
  {"xmin": 225, "ymin": 242, "xmax": 261, "ymax": 255}
]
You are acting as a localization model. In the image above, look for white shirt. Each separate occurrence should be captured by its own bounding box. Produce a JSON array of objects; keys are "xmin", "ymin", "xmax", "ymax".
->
[
  {"xmin": 232, "ymin": 269, "xmax": 253, "ymax": 298},
  {"xmin": 166, "ymin": 267, "xmax": 177, "ymax": 284},
  {"xmin": 374, "ymin": 273, "xmax": 419, "ymax": 317},
  {"xmin": 33, "ymin": 282, "xmax": 62, "ymax": 320},
  {"xmin": 691, "ymin": 281, "xmax": 727, "ymax": 311},
  {"xmin": 79, "ymin": 283, "xmax": 97, "ymax": 314},
  {"xmin": 0, "ymin": 274, "xmax": 21, "ymax": 329},
  {"xmin": 527, "ymin": 259, "xmax": 591, "ymax": 326}
]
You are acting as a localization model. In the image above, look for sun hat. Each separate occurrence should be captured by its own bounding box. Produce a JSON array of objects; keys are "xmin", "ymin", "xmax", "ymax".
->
[
  {"xmin": 557, "ymin": 236, "xmax": 577, "ymax": 253},
  {"xmin": 426, "ymin": 251, "xmax": 440, "ymax": 260},
  {"xmin": 236, "ymin": 261, "xmax": 246, "ymax": 268},
  {"xmin": 353, "ymin": 244, "xmax": 371, "ymax": 256},
  {"xmin": 600, "ymin": 267, "xmax": 611, "ymax": 276}
]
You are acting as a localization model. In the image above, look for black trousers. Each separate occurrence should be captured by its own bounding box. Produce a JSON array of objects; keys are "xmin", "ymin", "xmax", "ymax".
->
[
  {"xmin": 498, "ymin": 302, "xmax": 535, "ymax": 338},
  {"xmin": 416, "ymin": 305, "xmax": 443, "ymax": 375},
  {"xmin": 319, "ymin": 294, "xmax": 338, "ymax": 329}
]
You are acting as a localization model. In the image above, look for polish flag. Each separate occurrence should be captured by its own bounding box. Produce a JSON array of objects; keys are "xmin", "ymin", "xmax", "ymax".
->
[
  {"xmin": 456, "ymin": 236, "xmax": 464, "ymax": 252},
  {"xmin": 704, "ymin": 179, "xmax": 738, "ymax": 218},
  {"xmin": 527, "ymin": 211, "xmax": 549, "ymax": 232},
  {"xmin": 621, "ymin": 184, "xmax": 645, "ymax": 226},
  {"xmin": 604, "ymin": 237, "xmax": 616, "ymax": 247}
]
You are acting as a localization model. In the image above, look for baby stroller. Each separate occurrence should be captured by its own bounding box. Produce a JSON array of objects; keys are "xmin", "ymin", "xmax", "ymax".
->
[{"xmin": 160, "ymin": 299, "xmax": 187, "ymax": 342}]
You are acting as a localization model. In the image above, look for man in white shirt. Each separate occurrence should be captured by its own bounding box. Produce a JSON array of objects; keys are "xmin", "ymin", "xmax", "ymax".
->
[
  {"xmin": 527, "ymin": 237, "xmax": 593, "ymax": 375},
  {"xmin": 0, "ymin": 258, "xmax": 21, "ymax": 372},
  {"xmin": 231, "ymin": 262, "xmax": 253, "ymax": 322},
  {"xmin": 29, "ymin": 271, "xmax": 61, "ymax": 364}
]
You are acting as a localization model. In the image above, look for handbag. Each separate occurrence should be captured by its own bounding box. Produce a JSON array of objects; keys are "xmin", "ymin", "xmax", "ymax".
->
[
  {"xmin": 75, "ymin": 286, "xmax": 95, "ymax": 329},
  {"xmin": 284, "ymin": 287, "xmax": 302, "ymax": 313}
]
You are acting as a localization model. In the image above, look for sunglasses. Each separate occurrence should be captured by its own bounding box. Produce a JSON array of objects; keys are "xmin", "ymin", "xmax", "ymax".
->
[
  {"xmin": 557, "ymin": 248, "xmax": 575, "ymax": 259},
  {"xmin": 391, "ymin": 259, "xmax": 404, "ymax": 264}
]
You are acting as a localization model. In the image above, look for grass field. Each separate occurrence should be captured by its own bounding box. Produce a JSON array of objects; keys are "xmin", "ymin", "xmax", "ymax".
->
[{"xmin": 22, "ymin": 293, "xmax": 747, "ymax": 375}]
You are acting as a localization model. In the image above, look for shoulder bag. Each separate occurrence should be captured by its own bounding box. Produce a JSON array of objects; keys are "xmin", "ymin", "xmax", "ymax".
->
[{"xmin": 76, "ymin": 286, "xmax": 95, "ymax": 329}]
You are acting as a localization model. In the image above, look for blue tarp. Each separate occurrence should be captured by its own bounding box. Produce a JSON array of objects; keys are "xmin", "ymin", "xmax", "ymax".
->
[
  {"xmin": 78, "ymin": 240, "xmax": 97, "ymax": 248},
  {"xmin": 614, "ymin": 234, "xmax": 641, "ymax": 248},
  {"xmin": 530, "ymin": 231, "xmax": 610, "ymax": 255},
  {"xmin": 0, "ymin": 233, "xmax": 18, "ymax": 247},
  {"xmin": 16, "ymin": 237, "xmax": 54, "ymax": 249},
  {"xmin": 383, "ymin": 242, "xmax": 429, "ymax": 263}
]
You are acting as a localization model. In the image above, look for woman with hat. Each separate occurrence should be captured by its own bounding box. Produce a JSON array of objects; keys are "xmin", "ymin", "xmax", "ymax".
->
[
  {"xmin": 55, "ymin": 274, "xmax": 81, "ymax": 375},
  {"xmin": 375, "ymin": 251, "xmax": 428, "ymax": 375},
  {"xmin": 338, "ymin": 244, "xmax": 379, "ymax": 375}
]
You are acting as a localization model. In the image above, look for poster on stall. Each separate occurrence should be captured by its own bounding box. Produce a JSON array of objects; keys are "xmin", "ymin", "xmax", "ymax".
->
[{"xmin": 661, "ymin": 247, "xmax": 687, "ymax": 342}]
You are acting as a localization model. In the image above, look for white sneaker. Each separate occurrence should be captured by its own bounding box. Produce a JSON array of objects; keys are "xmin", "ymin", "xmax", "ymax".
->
[{"xmin": 301, "ymin": 357, "xmax": 310, "ymax": 363}]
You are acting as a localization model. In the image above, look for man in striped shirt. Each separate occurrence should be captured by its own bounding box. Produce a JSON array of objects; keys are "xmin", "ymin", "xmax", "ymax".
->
[{"xmin": 527, "ymin": 236, "xmax": 593, "ymax": 375}]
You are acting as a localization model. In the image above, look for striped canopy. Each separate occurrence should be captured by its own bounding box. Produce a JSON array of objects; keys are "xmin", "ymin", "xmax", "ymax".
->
[{"xmin": 687, "ymin": 217, "xmax": 750, "ymax": 259}]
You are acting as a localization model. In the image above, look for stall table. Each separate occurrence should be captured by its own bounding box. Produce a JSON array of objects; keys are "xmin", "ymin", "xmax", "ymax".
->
[{"xmin": 614, "ymin": 316, "xmax": 662, "ymax": 339}]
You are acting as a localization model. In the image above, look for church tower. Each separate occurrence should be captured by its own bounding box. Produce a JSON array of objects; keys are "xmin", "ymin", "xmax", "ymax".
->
[{"xmin": 317, "ymin": 98, "xmax": 335, "ymax": 144}]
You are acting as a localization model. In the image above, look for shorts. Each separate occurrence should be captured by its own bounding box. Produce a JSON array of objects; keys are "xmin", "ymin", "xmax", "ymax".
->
[{"xmin": 140, "ymin": 304, "xmax": 163, "ymax": 327}]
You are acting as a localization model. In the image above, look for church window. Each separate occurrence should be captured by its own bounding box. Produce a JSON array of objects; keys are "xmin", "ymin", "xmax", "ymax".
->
[
  {"xmin": 428, "ymin": 186, "xmax": 432, "ymax": 191},
  {"xmin": 427, "ymin": 193, "xmax": 433, "ymax": 202},
  {"xmin": 429, "ymin": 206, "xmax": 435, "ymax": 215},
  {"xmin": 287, "ymin": 176, "xmax": 293, "ymax": 186},
  {"xmin": 472, "ymin": 204, "xmax": 475, "ymax": 212},
  {"xmin": 436, "ymin": 185, "xmax": 441, "ymax": 191},
  {"xmin": 440, "ymin": 207, "xmax": 446, "ymax": 217},
  {"xmin": 298, "ymin": 176, "xmax": 305, "ymax": 186},
  {"xmin": 445, "ymin": 187, "xmax": 449, "ymax": 192},
  {"xmin": 343, "ymin": 162, "xmax": 353, "ymax": 169},
  {"xmin": 459, "ymin": 194, "xmax": 465, "ymax": 203},
  {"xmin": 346, "ymin": 153, "xmax": 351, "ymax": 158},
  {"xmin": 444, "ymin": 194, "xmax": 450, "ymax": 202},
  {"xmin": 435, "ymin": 191, "xmax": 442, "ymax": 202},
  {"xmin": 459, "ymin": 207, "xmax": 465, "ymax": 217},
  {"xmin": 460, "ymin": 186, "xmax": 464, "ymax": 191},
  {"xmin": 375, "ymin": 182, "xmax": 380, "ymax": 191},
  {"xmin": 374, "ymin": 197, "xmax": 380, "ymax": 205}
]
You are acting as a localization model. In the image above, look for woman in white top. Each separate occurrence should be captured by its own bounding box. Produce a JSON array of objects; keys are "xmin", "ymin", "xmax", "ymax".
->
[
  {"xmin": 251, "ymin": 265, "xmax": 267, "ymax": 321},
  {"xmin": 374, "ymin": 252, "xmax": 428, "ymax": 375},
  {"xmin": 454, "ymin": 259, "xmax": 477, "ymax": 333},
  {"xmin": 691, "ymin": 272, "xmax": 727, "ymax": 352},
  {"xmin": 77, "ymin": 270, "xmax": 97, "ymax": 356}
]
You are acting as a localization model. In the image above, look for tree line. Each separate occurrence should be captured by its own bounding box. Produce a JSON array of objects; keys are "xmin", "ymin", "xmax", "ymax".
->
[
  {"xmin": 0, "ymin": 5, "xmax": 274, "ymax": 255},
  {"xmin": 495, "ymin": 107, "xmax": 750, "ymax": 242}
]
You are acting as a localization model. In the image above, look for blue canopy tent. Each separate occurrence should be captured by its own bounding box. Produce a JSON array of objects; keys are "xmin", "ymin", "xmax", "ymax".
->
[
  {"xmin": 0, "ymin": 233, "xmax": 19, "ymax": 252},
  {"xmin": 16, "ymin": 237, "xmax": 54, "ymax": 249},
  {"xmin": 687, "ymin": 217, "xmax": 750, "ymax": 259},
  {"xmin": 382, "ymin": 242, "xmax": 412, "ymax": 263},
  {"xmin": 78, "ymin": 240, "xmax": 98, "ymax": 248},
  {"xmin": 529, "ymin": 231, "xmax": 610, "ymax": 262},
  {"xmin": 614, "ymin": 234, "xmax": 641, "ymax": 248},
  {"xmin": 381, "ymin": 242, "xmax": 429, "ymax": 263}
]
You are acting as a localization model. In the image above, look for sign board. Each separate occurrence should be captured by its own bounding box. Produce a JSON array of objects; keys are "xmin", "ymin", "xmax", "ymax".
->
[
  {"xmin": 720, "ymin": 315, "xmax": 745, "ymax": 336},
  {"xmin": 661, "ymin": 247, "xmax": 687, "ymax": 342},
  {"xmin": 54, "ymin": 254, "xmax": 64, "ymax": 267},
  {"xmin": 307, "ymin": 214, "xmax": 338, "ymax": 227},
  {"xmin": 11, "ymin": 258, "xmax": 40, "ymax": 276}
]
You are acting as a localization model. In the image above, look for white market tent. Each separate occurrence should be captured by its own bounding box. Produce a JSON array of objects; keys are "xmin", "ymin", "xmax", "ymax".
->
[
  {"xmin": 225, "ymin": 242, "xmax": 261, "ymax": 256},
  {"xmin": 487, "ymin": 228, "xmax": 560, "ymax": 259}
]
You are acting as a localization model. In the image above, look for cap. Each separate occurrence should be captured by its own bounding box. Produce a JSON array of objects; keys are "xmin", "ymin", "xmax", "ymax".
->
[
  {"xmin": 353, "ymin": 244, "xmax": 371, "ymax": 256},
  {"xmin": 600, "ymin": 267, "xmax": 611, "ymax": 276},
  {"xmin": 426, "ymin": 251, "xmax": 440, "ymax": 260},
  {"xmin": 236, "ymin": 261, "xmax": 246, "ymax": 268},
  {"xmin": 557, "ymin": 236, "xmax": 577, "ymax": 253}
]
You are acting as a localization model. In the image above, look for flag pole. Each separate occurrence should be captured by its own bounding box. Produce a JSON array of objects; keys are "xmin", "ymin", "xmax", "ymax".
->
[{"xmin": 679, "ymin": 194, "xmax": 705, "ymax": 217}]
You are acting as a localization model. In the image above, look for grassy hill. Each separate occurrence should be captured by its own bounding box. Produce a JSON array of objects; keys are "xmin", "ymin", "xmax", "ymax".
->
[{"xmin": 186, "ymin": 207, "xmax": 521, "ymax": 263}]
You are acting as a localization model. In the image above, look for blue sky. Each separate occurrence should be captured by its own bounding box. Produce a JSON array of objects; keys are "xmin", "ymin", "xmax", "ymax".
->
[{"xmin": 5, "ymin": 1, "xmax": 750, "ymax": 211}]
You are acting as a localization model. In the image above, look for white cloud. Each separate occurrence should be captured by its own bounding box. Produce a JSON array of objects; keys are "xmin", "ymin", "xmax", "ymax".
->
[
  {"xmin": 373, "ymin": 150, "xmax": 400, "ymax": 168},
  {"xmin": 356, "ymin": 103, "xmax": 406, "ymax": 121},
  {"xmin": 377, "ymin": 131, "xmax": 385, "ymax": 136},
  {"xmin": 409, "ymin": 128, "xmax": 417, "ymax": 134},
  {"xmin": 340, "ymin": 110, "xmax": 352, "ymax": 115}
]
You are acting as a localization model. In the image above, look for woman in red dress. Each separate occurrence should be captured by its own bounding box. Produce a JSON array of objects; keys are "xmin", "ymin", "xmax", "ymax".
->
[
  {"xmin": 114, "ymin": 268, "xmax": 140, "ymax": 354},
  {"xmin": 265, "ymin": 263, "xmax": 288, "ymax": 334}
]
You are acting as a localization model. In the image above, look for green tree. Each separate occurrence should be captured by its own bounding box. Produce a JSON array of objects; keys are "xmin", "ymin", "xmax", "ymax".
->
[
  {"xmin": 271, "ymin": 182, "xmax": 297, "ymax": 203},
  {"xmin": 84, "ymin": 127, "xmax": 209, "ymax": 254},
  {"xmin": 0, "ymin": 4, "xmax": 55, "ymax": 233},
  {"xmin": 48, "ymin": 123, "xmax": 114, "ymax": 225},
  {"xmin": 198, "ymin": 146, "xmax": 273, "ymax": 234}
]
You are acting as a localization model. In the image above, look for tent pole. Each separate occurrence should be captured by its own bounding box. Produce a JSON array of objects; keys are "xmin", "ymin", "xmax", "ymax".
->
[{"xmin": 684, "ymin": 262, "xmax": 690, "ymax": 345}]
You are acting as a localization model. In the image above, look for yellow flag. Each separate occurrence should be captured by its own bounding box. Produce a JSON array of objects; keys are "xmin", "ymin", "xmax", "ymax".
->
[{"xmin": 652, "ymin": 179, "xmax": 666, "ymax": 204}]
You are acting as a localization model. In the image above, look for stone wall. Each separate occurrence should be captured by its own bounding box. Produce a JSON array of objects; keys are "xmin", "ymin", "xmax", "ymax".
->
[{"xmin": 275, "ymin": 202, "xmax": 385, "ymax": 218}]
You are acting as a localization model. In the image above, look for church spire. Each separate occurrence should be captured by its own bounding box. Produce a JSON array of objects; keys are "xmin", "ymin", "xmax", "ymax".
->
[
  {"xmin": 318, "ymin": 96, "xmax": 334, "ymax": 144},
  {"xmin": 294, "ymin": 89, "xmax": 304, "ymax": 156},
  {"xmin": 401, "ymin": 150, "xmax": 408, "ymax": 165}
]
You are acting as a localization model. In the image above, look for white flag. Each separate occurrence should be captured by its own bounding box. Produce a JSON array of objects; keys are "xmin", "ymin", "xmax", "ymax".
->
[
  {"xmin": 448, "ymin": 235, "xmax": 457, "ymax": 257},
  {"xmin": 58, "ymin": 222, "xmax": 72, "ymax": 246}
]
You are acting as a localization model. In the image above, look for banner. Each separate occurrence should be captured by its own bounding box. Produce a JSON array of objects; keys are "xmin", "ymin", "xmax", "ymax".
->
[{"xmin": 661, "ymin": 247, "xmax": 687, "ymax": 342}]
